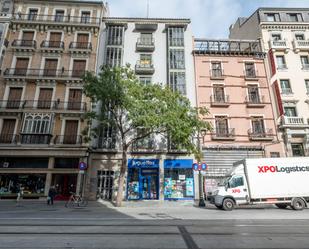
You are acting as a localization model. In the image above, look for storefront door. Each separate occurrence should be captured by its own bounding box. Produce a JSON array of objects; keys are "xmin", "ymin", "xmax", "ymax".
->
[{"xmin": 140, "ymin": 170, "xmax": 158, "ymax": 200}]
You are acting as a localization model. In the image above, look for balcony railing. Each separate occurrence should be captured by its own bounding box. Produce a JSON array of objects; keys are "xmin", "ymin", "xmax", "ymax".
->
[
  {"xmin": 12, "ymin": 39, "xmax": 36, "ymax": 49},
  {"xmin": 40, "ymin": 40, "xmax": 64, "ymax": 49},
  {"xmin": 212, "ymin": 128, "xmax": 235, "ymax": 140},
  {"xmin": 3, "ymin": 68, "xmax": 85, "ymax": 79},
  {"xmin": 0, "ymin": 134, "xmax": 18, "ymax": 144},
  {"xmin": 13, "ymin": 13, "xmax": 100, "ymax": 25},
  {"xmin": 97, "ymin": 137, "xmax": 116, "ymax": 150},
  {"xmin": 293, "ymin": 39, "xmax": 309, "ymax": 52},
  {"xmin": 0, "ymin": 100, "xmax": 24, "ymax": 109},
  {"xmin": 135, "ymin": 61, "xmax": 155, "ymax": 75},
  {"xmin": 20, "ymin": 134, "xmax": 52, "ymax": 144},
  {"xmin": 282, "ymin": 116, "xmax": 305, "ymax": 126},
  {"xmin": 69, "ymin": 42, "xmax": 92, "ymax": 50},
  {"xmin": 24, "ymin": 100, "xmax": 53, "ymax": 110},
  {"xmin": 54, "ymin": 101, "xmax": 87, "ymax": 111},
  {"xmin": 136, "ymin": 38, "xmax": 155, "ymax": 52},
  {"xmin": 54, "ymin": 135, "xmax": 83, "ymax": 145},
  {"xmin": 281, "ymin": 88, "xmax": 293, "ymax": 95},
  {"xmin": 210, "ymin": 69, "xmax": 224, "ymax": 79},
  {"xmin": 269, "ymin": 40, "xmax": 289, "ymax": 51},
  {"xmin": 132, "ymin": 140, "xmax": 155, "ymax": 152},
  {"xmin": 210, "ymin": 94, "xmax": 230, "ymax": 106},
  {"xmin": 248, "ymin": 128, "xmax": 273, "ymax": 140},
  {"xmin": 245, "ymin": 94, "xmax": 265, "ymax": 106}
]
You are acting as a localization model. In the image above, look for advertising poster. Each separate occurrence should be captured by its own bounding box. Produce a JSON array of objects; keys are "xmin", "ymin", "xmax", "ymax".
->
[
  {"xmin": 164, "ymin": 178, "xmax": 172, "ymax": 197},
  {"xmin": 186, "ymin": 178, "xmax": 194, "ymax": 196}
]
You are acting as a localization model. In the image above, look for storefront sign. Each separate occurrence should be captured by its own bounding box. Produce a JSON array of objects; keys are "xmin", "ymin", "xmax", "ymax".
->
[
  {"xmin": 128, "ymin": 159, "xmax": 159, "ymax": 168},
  {"xmin": 164, "ymin": 159, "xmax": 193, "ymax": 169}
]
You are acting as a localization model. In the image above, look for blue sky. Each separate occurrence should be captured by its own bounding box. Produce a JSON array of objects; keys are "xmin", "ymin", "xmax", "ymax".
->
[{"xmin": 107, "ymin": 0, "xmax": 309, "ymax": 38}]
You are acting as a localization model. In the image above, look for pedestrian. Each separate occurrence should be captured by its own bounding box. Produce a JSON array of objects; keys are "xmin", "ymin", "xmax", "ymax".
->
[
  {"xmin": 16, "ymin": 184, "xmax": 23, "ymax": 206},
  {"xmin": 47, "ymin": 186, "xmax": 57, "ymax": 205}
]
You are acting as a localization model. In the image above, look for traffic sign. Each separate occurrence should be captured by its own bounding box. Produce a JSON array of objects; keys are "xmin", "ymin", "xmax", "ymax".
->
[
  {"xmin": 192, "ymin": 162, "xmax": 208, "ymax": 171},
  {"xmin": 201, "ymin": 163, "xmax": 208, "ymax": 170},
  {"xmin": 79, "ymin": 162, "xmax": 88, "ymax": 170},
  {"xmin": 192, "ymin": 163, "xmax": 199, "ymax": 171}
]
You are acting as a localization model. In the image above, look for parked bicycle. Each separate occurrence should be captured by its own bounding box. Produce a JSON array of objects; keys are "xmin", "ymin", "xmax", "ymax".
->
[{"xmin": 65, "ymin": 192, "xmax": 88, "ymax": 208}]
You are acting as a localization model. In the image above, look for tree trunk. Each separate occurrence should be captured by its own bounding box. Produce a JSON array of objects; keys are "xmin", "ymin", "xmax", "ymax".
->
[{"xmin": 115, "ymin": 148, "xmax": 127, "ymax": 207}]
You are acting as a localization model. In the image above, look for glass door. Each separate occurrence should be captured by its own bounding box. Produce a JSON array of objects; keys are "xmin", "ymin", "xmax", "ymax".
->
[{"xmin": 140, "ymin": 169, "xmax": 159, "ymax": 200}]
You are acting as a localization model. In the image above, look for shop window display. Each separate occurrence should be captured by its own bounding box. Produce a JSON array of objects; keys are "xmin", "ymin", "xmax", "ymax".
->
[
  {"xmin": 0, "ymin": 174, "xmax": 46, "ymax": 196},
  {"xmin": 164, "ymin": 168, "xmax": 194, "ymax": 199}
]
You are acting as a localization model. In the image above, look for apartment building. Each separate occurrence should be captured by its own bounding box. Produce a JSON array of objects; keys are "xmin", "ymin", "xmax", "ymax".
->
[
  {"xmin": 0, "ymin": 0, "xmax": 106, "ymax": 199},
  {"xmin": 230, "ymin": 8, "xmax": 309, "ymax": 157},
  {"xmin": 87, "ymin": 17, "xmax": 197, "ymax": 201},
  {"xmin": 0, "ymin": 0, "xmax": 13, "ymax": 68},
  {"xmin": 193, "ymin": 39, "xmax": 285, "ymax": 190}
]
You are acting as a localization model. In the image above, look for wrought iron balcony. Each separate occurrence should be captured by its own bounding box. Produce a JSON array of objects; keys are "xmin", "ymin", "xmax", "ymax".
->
[
  {"xmin": 136, "ymin": 38, "xmax": 155, "ymax": 52},
  {"xmin": 248, "ymin": 128, "xmax": 273, "ymax": 141},
  {"xmin": 211, "ymin": 128, "xmax": 235, "ymax": 140},
  {"xmin": 40, "ymin": 41, "xmax": 64, "ymax": 51},
  {"xmin": 69, "ymin": 42, "xmax": 92, "ymax": 53},
  {"xmin": 0, "ymin": 134, "xmax": 19, "ymax": 144},
  {"xmin": 0, "ymin": 100, "xmax": 24, "ymax": 110},
  {"xmin": 293, "ymin": 39, "xmax": 309, "ymax": 53},
  {"xmin": 54, "ymin": 101, "xmax": 87, "ymax": 112},
  {"xmin": 11, "ymin": 39, "xmax": 36, "ymax": 50},
  {"xmin": 20, "ymin": 134, "xmax": 52, "ymax": 145},
  {"xmin": 97, "ymin": 137, "xmax": 117, "ymax": 150},
  {"xmin": 54, "ymin": 135, "xmax": 83, "ymax": 145},
  {"xmin": 210, "ymin": 69, "xmax": 224, "ymax": 79},
  {"xmin": 135, "ymin": 61, "xmax": 155, "ymax": 75},
  {"xmin": 131, "ymin": 139, "xmax": 155, "ymax": 152},
  {"xmin": 12, "ymin": 13, "xmax": 100, "ymax": 26},
  {"xmin": 245, "ymin": 95, "xmax": 265, "ymax": 107},
  {"xmin": 210, "ymin": 95, "xmax": 230, "ymax": 107}
]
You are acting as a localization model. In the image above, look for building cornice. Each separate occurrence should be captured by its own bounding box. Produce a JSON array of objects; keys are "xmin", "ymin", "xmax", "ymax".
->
[
  {"xmin": 260, "ymin": 22, "xmax": 309, "ymax": 30},
  {"xmin": 103, "ymin": 17, "xmax": 191, "ymax": 24}
]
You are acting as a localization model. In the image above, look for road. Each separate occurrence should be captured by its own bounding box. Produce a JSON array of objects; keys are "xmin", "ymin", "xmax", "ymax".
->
[{"xmin": 0, "ymin": 200, "xmax": 309, "ymax": 248}]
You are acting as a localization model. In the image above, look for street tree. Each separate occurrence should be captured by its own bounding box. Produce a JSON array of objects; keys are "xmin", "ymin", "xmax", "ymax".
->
[{"xmin": 83, "ymin": 65, "xmax": 211, "ymax": 207}]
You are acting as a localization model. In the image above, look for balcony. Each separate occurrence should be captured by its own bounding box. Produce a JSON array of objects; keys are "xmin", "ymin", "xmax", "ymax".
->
[
  {"xmin": 244, "ymin": 69, "xmax": 258, "ymax": 80},
  {"xmin": 11, "ymin": 39, "xmax": 36, "ymax": 52},
  {"xmin": 281, "ymin": 88, "xmax": 293, "ymax": 95},
  {"xmin": 0, "ymin": 134, "xmax": 19, "ymax": 145},
  {"xmin": 20, "ymin": 134, "xmax": 52, "ymax": 145},
  {"xmin": 293, "ymin": 39, "xmax": 309, "ymax": 53},
  {"xmin": 69, "ymin": 42, "xmax": 92, "ymax": 54},
  {"xmin": 0, "ymin": 100, "xmax": 24, "ymax": 110},
  {"xmin": 54, "ymin": 101, "xmax": 87, "ymax": 112},
  {"xmin": 248, "ymin": 128, "xmax": 273, "ymax": 141},
  {"xmin": 131, "ymin": 140, "xmax": 155, "ymax": 152},
  {"xmin": 211, "ymin": 128, "xmax": 235, "ymax": 140},
  {"xmin": 135, "ymin": 61, "xmax": 155, "ymax": 75},
  {"xmin": 54, "ymin": 135, "xmax": 83, "ymax": 145},
  {"xmin": 136, "ymin": 38, "xmax": 155, "ymax": 52},
  {"xmin": 210, "ymin": 69, "xmax": 224, "ymax": 80},
  {"xmin": 97, "ymin": 137, "xmax": 117, "ymax": 150},
  {"xmin": 12, "ymin": 14, "xmax": 100, "ymax": 26},
  {"xmin": 281, "ymin": 116, "xmax": 308, "ymax": 127},
  {"xmin": 269, "ymin": 40, "xmax": 289, "ymax": 53},
  {"xmin": 245, "ymin": 95, "xmax": 265, "ymax": 108},
  {"xmin": 3, "ymin": 68, "xmax": 85, "ymax": 82},
  {"xmin": 210, "ymin": 95, "xmax": 230, "ymax": 107},
  {"xmin": 40, "ymin": 41, "xmax": 64, "ymax": 53}
]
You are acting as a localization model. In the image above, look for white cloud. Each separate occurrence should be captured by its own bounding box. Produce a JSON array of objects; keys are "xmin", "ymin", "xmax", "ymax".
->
[{"xmin": 107, "ymin": 0, "xmax": 309, "ymax": 38}]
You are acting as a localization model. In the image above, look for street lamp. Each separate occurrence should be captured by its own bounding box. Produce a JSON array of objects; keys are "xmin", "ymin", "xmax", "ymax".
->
[{"xmin": 198, "ymin": 129, "xmax": 207, "ymax": 207}]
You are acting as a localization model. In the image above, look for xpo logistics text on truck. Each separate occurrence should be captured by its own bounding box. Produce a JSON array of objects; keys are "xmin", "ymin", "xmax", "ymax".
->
[{"xmin": 209, "ymin": 157, "xmax": 309, "ymax": 211}]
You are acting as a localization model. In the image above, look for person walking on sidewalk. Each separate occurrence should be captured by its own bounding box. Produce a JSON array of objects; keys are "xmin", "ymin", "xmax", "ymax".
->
[{"xmin": 47, "ymin": 186, "xmax": 57, "ymax": 205}]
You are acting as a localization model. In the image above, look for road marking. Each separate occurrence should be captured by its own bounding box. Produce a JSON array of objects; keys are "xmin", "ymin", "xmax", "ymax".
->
[{"xmin": 178, "ymin": 226, "xmax": 199, "ymax": 249}]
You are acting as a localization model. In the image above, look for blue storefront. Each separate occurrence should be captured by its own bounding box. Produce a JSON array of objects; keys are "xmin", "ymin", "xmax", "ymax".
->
[
  {"xmin": 164, "ymin": 159, "xmax": 194, "ymax": 200},
  {"xmin": 127, "ymin": 159, "xmax": 160, "ymax": 200}
]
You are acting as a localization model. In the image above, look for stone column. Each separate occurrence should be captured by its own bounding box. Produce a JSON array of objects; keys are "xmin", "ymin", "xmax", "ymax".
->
[
  {"xmin": 44, "ymin": 157, "xmax": 55, "ymax": 195},
  {"xmin": 159, "ymin": 155, "xmax": 165, "ymax": 202}
]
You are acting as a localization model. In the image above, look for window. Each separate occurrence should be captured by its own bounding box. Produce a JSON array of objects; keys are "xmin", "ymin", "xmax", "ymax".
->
[
  {"xmin": 291, "ymin": 143, "xmax": 305, "ymax": 157},
  {"xmin": 107, "ymin": 26, "xmax": 124, "ymax": 46},
  {"xmin": 54, "ymin": 158, "xmax": 79, "ymax": 169},
  {"xmin": 211, "ymin": 62, "xmax": 223, "ymax": 77},
  {"xmin": 266, "ymin": 13, "xmax": 276, "ymax": 22},
  {"xmin": 54, "ymin": 10, "xmax": 65, "ymax": 22},
  {"xmin": 105, "ymin": 47, "xmax": 122, "ymax": 67},
  {"xmin": 295, "ymin": 34, "xmax": 305, "ymax": 40},
  {"xmin": 305, "ymin": 80, "xmax": 309, "ymax": 94},
  {"xmin": 270, "ymin": 152, "xmax": 280, "ymax": 158},
  {"xmin": 229, "ymin": 176, "xmax": 244, "ymax": 188},
  {"xmin": 98, "ymin": 122, "xmax": 116, "ymax": 150},
  {"xmin": 168, "ymin": 27, "xmax": 184, "ymax": 47},
  {"xmin": 215, "ymin": 116, "xmax": 229, "ymax": 136},
  {"xmin": 244, "ymin": 62, "xmax": 256, "ymax": 77},
  {"xmin": 140, "ymin": 54, "xmax": 152, "ymax": 67},
  {"xmin": 1, "ymin": 1, "xmax": 10, "ymax": 12},
  {"xmin": 28, "ymin": 9, "xmax": 38, "ymax": 21},
  {"xmin": 300, "ymin": 56, "xmax": 309, "ymax": 70},
  {"xmin": 81, "ymin": 11, "xmax": 91, "ymax": 23},
  {"xmin": 284, "ymin": 106, "xmax": 297, "ymax": 117},
  {"xmin": 22, "ymin": 113, "xmax": 52, "ymax": 134},
  {"xmin": 72, "ymin": 60, "xmax": 86, "ymax": 77},
  {"xmin": 213, "ymin": 85, "xmax": 226, "ymax": 102},
  {"xmin": 272, "ymin": 34, "xmax": 282, "ymax": 41},
  {"xmin": 169, "ymin": 49, "xmax": 185, "ymax": 69},
  {"xmin": 139, "ymin": 77, "xmax": 152, "ymax": 85},
  {"xmin": 133, "ymin": 128, "xmax": 153, "ymax": 150},
  {"xmin": 251, "ymin": 117, "xmax": 265, "ymax": 135},
  {"xmin": 280, "ymin": 79, "xmax": 292, "ymax": 94},
  {"xmin": 247, "ymin": 85, "xmax": 260, "ymax": 103},
  {"xmin": 276, "ymin": 55, "xmax": 287, "ymax": 69},
  {"xmin": 169, "ymin": 72, "xmax": 186, "ymax": 95},
  {"xmin": 288, "ymin": 13, "xmax": 302, "ymax": 22},
  {"xmin": 140, "ymin": 33, "xmax": 153, "ymax": 45}
]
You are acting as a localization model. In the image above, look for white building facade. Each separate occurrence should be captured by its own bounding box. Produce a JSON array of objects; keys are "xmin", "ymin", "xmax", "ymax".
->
[
  {"xmin": 230, "ymin": 8, "xmax": 309, "ymax": 157},
  {"xmin": 87, "ymin": 18, "xmax": 198, "ymax": 202}
]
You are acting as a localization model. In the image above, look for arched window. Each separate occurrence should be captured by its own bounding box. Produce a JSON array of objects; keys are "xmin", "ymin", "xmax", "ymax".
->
[{"xmin": 22, "ymin": 114, "xmax": 52, "ymax": 134}]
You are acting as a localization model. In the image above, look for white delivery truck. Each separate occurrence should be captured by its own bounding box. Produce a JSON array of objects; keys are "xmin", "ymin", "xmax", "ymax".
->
[{"xmin": 209, "ymin": 157, "xmax": 309, "ymax": 211}]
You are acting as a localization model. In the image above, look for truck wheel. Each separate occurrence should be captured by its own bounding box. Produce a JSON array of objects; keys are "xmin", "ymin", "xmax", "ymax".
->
[
  {"xmin": 292, "ymin": 198, "xmax": 306, "ymax": 211},
  {"xmin": 222, "ymin": 198, "xmax": 234, "ymax": 211},
  {"xmin": 215, "ymin": 204, "xmax": 223, "ymax": 210},
  {"xmin": 275, "ymin": 204, "xmax": 288, "ymax": 209}
]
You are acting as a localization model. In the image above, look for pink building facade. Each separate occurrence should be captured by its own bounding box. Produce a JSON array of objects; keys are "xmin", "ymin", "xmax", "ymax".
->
[{"xmin": 193, "ymin": 39, "xmax": 285, "ymax": 189}]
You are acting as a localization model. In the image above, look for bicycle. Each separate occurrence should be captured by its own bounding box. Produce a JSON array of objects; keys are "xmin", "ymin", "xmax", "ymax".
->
[{"xmin": 65, "ymin": 192, "xmax": 88, "ymax": 208}]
